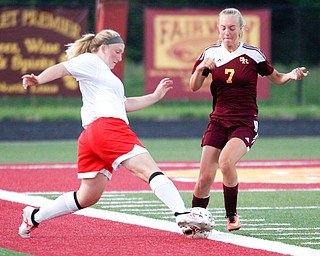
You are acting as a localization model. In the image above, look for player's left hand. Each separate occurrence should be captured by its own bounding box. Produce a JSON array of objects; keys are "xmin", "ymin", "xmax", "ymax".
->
[
  {"xmin": 153, "ymin": 77, "xmax": 173, "ymax": 100},
  {"xmin": 292, "ymin": 67, "xmax": 310, "ymax": 80}
]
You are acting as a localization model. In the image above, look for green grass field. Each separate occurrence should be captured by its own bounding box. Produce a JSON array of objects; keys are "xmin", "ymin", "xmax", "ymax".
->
[
  {"xmin": 0, "ymin": 249, "xmax": 29, "ymax": 256},
  {"xmin": 0, "ymin": 137, "xmax": 319, "ymax": 164},
  {"xmin": 93, "ymin": 190, "xmax": 320, "ymax": 249}
]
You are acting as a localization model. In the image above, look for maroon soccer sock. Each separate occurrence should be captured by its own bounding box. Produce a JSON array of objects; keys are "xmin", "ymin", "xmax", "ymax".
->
[
  {"xmin": 192, "ymin": 194, "xmax": 210, "ymax": 208},
  {"xmin": 223, "ymin": 184, "xmax": 238, "ymax": 214}
]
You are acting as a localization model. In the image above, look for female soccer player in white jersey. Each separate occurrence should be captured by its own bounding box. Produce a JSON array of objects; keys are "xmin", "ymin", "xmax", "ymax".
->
[
  {"xmin": 187, "ymin": 8, "xmax": 309, "ymax": 231},
  {"xmin": 18, "ymin": 29, "xmax": 201, "ymax": 238}
]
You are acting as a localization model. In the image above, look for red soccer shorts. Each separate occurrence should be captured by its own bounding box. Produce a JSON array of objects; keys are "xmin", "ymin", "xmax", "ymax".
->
[{"xmin": 77, "ymin": 117, "xmax": 147, "ymax": 179}]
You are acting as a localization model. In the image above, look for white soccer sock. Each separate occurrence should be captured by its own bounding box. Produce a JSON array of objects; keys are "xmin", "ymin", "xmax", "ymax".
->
[
  {"xmin": 34, "ymin": 191, "xmax": 80, "ymax": 223},
  {"xmin": 149, "ymin": 173, "xmax": 187, "ymax": 214}
]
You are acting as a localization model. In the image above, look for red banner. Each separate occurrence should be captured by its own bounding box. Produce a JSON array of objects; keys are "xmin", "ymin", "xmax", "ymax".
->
[
  {"xmin": 145, "ymin": 9, "xmax": 271, "ymax": 100},
  {"xmin": 0, "ymin": 7, "xmax": 88, "ymax": 97},
  {"xmin": 95, "ymin": 0, "xmax": 128, "ymax": 80}
]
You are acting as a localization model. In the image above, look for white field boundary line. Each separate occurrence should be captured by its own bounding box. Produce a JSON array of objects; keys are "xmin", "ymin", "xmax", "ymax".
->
[
  {"xmin": 1, "ymin": 189, "xmax": 319, "ymax": 256},
  {"xmin": 1, "ymin": 159, "xmax": 320, "ymax": 170}
]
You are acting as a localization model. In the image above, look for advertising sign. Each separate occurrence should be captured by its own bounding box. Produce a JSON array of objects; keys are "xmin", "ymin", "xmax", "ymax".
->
[
  {"xmin": 95, "ymin": 0, "xmax": 128, "ymax": 79},
  {"xmin": 0, "ymin": 7, "xmax": 88, "ymax": 97},
  {"xmin": 145, "ymin": 9, "xmax": 271, "ymax": 100}
]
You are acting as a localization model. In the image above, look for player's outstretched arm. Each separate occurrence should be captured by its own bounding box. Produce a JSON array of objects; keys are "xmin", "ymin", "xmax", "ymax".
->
[
  {"xmin": 125, "ymin": 77, "xmax": 173, "ymax": 112},
  {"xmin": 268, "ymin": 67, "xmax": 310, "ymax": 85},
  {"xmin": 22, "ymin": 63, "xmax": 70, "ymax": 89}
]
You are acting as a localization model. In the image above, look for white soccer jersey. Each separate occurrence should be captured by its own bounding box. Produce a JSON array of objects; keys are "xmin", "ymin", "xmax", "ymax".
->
[{"xmin": 62, "ymin": 53, "xmax": 129, "ymax": 128}]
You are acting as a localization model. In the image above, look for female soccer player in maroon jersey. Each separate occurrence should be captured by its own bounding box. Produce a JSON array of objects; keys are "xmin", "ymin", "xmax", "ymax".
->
[{"xmin": 189, "ymin": 8, "xmax": 309, "ymax": 231}]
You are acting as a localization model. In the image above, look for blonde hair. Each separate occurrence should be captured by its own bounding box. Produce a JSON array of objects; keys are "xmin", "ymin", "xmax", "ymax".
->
[
  {"xmin": 218, "ymin": 8, "xmax": 246, "ymax": 39},
  {"xmin": 65, "ymin": 29, "xmax": 121, "ymax": 59}
]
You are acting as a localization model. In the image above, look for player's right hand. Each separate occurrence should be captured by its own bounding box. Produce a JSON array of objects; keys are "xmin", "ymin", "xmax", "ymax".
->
[
  {"xmin": 22, "ymin": 74, "xmax": 39, "ymax": 89},
  {"xmin": 198, "ymin": 57, "xmax": 216, "ymax": 71}
]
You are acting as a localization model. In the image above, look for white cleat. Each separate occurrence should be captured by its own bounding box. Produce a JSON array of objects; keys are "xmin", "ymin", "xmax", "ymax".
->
[{"xmin": 18, "ymin": 206, "xmax": 39, "ymax": 238}]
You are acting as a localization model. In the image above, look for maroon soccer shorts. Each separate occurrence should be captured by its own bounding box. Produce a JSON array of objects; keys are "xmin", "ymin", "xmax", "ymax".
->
[{"xmin": 201, "ymin": 118, "xmax": 258, "ymax": 151}]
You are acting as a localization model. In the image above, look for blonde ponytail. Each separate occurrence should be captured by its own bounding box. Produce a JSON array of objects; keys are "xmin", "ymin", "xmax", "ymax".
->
[{"xmin": 65, "ymin": 29, "xmax": 122, "ymax": 60}]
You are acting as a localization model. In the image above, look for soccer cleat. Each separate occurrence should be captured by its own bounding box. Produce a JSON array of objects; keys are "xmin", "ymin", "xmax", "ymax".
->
[
  {"xmin": 176, "ymin": 207, "xmax": 215, "ymax": 238},
  {"xmin": 226, "ymin": 212, "xmax": 241, "ymax": 231},
  {"xmin": 18, "ymin": 206, "xmax": 39, "ymax": 238}
]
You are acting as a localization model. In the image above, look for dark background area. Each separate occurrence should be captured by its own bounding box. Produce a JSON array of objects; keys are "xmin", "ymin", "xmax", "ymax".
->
[
  {"xmin": 1, "ymin": 119, "xmax": 320, "ymax": 141},
  {"xmin": 1, "ymin": 0, "xmax": 319, "ymax": 67}
]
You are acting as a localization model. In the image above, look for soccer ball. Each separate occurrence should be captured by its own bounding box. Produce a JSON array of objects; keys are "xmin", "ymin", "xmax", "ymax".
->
[
  {"xmin": 177, "ymin": 207, "xmax": 215, "ymax": 238},
  {"xmin": 189, "ymin": 207, "xmax": 215, "ymax": 231}
]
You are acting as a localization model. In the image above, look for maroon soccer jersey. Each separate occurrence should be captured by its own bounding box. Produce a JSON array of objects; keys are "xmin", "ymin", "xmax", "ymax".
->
[{"xmin": 192, "ymin": 42, "xmax": 274, "ymax": 121}]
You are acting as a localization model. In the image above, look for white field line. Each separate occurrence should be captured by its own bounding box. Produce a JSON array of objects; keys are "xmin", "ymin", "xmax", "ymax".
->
[
  {"xmin": 0, "ymin": 163, "xmax": 77, "ymax": 170},
  {"xmin": 1, "ymin": 159, "xmax": 320, "ymax": 170},
  {"xmin": 244, "ymin": 227, "xmax": 320, "ymax": 231},
  {"xmin": 278, "ymin": 237, "xmax": 320, "ymax": 241},
  {"xmin": 255, "ymin": 233, "xmax": 320, "ymax": 236},
  {"xmin": 1, "ymin": 189, "xmax": 320, "ymax": 256}
]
